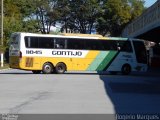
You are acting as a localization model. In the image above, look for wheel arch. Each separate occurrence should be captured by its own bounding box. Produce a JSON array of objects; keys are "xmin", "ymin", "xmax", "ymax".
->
[
  {"xmin": 56, "ymin": 62, "xmax": 67, "ymax": 71},
  {"xmin": 122, "ymin": 63, "xmax": 131, "ymax": 68}
]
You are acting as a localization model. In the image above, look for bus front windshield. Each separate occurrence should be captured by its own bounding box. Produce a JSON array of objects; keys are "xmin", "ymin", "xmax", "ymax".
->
[{"xmin": 133, "ymin": 41, "xmax": 147, "ymax": 64}]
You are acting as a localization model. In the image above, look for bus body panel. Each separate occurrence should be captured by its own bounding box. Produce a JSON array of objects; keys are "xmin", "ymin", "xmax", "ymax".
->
[{"xmin": 9, "ymin": 32, "xmax": 148, "ymax": 73}]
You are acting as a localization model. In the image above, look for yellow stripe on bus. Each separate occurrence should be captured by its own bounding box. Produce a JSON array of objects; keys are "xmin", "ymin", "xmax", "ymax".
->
[
  {"xmin": 10, "ymin": 51, "xmax": 100, "ymax": 71},
  {"xmin": 71, "ymin": 51, "xmax": 100, "ymax": 70}
]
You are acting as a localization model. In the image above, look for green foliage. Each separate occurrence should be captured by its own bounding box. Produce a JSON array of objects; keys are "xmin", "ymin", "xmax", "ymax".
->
[
  {"xmin": 58, "ymin": 0, "xmax": 102, "ymax": 33},
  {"xmin": 129, "ymin": 0, "xmax": 145, "ymax": 20},
  {"xmin": 3, "ymin": 0, "xmax": 24, "ymax": 47},
  {"xmin": 96, "ymin": 0, "xmax": 145, "ymax": 36},
  {"xmin": 22, "ymin": 20, "xmax": 39, "ymax": 33},
  {"xmin": 2, "ymin": 0, "xmax": 146, "ymax": 49},
  {"xmin": 32, "ymin": 0, "xmax": 61, "ymax": 34}
]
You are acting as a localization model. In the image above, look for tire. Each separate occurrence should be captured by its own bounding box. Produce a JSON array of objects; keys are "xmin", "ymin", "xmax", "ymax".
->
[
  {"xmin": 32, "ymin": 70, "xmax": 41, "ymax": 74},
  {"xmin": 121, "ymin": 64, "xmax": 131, "ymax": 75},
  {"xmin": 55, "ymin": 63, "xmax": 66, "ymax": 74},
  {"xmin": 42, "ymin": 63, "xmax": 53, "ymax": 74}
]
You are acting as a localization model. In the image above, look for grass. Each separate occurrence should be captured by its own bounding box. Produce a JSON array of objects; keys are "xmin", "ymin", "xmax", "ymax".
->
[{"xmin": 0, "ymin": 63, "xmax": 9, "ymax": 70}]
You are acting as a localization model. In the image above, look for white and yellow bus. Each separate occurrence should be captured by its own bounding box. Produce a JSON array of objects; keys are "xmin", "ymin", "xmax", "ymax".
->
[{"xmin": 9, "ymin": 32, "xmax": 148, "ymax": 74}]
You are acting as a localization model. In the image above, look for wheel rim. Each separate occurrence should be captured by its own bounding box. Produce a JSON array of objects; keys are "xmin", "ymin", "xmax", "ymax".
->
[
  {"xmin": 56, "ymin": 63, "xmax": 66, "ymax": 74},
  {"xmin": 57, "ymin": 66, "xmax": 64, "ymax": 72},
  {"xmin": 44, "ymin": 65, "xmax": 52, "ymax": 73},
  {"xmin": 123, "ymin": 65, "xmax": 131, "ymax": 74},
  {"xmin": 124, "ymin": 66, "xmax": 129, "ymax": 73}
]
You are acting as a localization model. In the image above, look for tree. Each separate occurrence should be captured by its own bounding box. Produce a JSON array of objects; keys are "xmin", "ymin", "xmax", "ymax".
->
[
  {"xmin": 129, "ymin": 0, "xmax": 145, "ymax": 20},
  {"xmin": 13, "ymin": 0, "xmax": 39, "ymax": 33},
  {"xmin": 2, "ymin": 0, "xmax": 146, "ymax": 50},
  {"xmin": 32, "ymin": 0, "xmax": 61, "ymax": 34},
  {"xmin": 56, "ymin": 0, "xmax": 71, "ymax": 33},
  {"xmin": 3, "ymin": 0, "xmax": 24, "ymax": 47},
  {"xmin": 96, "ymin": 0, "xmax": 145, "ymax": 36},
  {"xmin": 59, "ymin": 0, "xmax": 102, "ymax": 34}
]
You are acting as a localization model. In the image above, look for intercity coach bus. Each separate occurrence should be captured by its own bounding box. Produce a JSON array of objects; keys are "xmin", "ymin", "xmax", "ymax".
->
[{"xmin": 9, "ymin": 32, "xmax": 148, "ymax": 74}]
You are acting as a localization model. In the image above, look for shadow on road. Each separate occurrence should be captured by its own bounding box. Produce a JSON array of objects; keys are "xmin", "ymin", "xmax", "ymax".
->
[{"xmin": 99, "ymin": 74, "xmax": 160, "ymax": 114}]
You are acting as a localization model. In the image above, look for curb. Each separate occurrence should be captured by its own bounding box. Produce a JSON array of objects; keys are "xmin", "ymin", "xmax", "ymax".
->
[{"xmin": 0, "ymin": 68, "xmax": 11, "ymax": 71}]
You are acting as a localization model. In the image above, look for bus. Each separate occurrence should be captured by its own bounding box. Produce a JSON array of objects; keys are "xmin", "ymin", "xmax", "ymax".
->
[{"xmin": 9, "ymin": 32, "xmax": 148, "ymax": 75}]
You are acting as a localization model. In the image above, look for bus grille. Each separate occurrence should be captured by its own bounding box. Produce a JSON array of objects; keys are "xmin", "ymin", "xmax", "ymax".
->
[{"xmin": 25, "ymin": 57, "xmax": 33, "ymax": 67}]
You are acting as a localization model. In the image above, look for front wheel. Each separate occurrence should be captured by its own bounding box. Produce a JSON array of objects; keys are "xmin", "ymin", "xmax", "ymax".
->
[
  {"xmin": 42, "ymin": 63, "xmax": 53, "ymax": 74},
  {"xmin": 121, "ymin": 64, "xmax": 131, "ymax": 75},
  {"xmin": 55, "ymin": 63, "xmax": 66, "ymax": 74}
]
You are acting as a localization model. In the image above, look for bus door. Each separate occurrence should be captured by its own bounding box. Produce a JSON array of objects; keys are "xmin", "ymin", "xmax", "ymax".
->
[
  {"xmin": 133, "ymin": 41, "xmax": 147, "ymax": 64},
  {"xmin": 117, "ymin": 41, "xmax": 134, "ymax": 63}
]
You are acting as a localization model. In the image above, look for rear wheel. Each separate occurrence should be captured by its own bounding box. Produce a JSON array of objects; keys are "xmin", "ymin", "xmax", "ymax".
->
[
  {"xmin": 42, "ymin": 63, "xmax": 53, "ymax": 74},
  {"xmin": 32, "ymin": 70, "xmax": 41, "ymax": 74},
  {"xmin": 55, "ymin": 63, "xmax": 66, "ymax": 74},
  {"xmin": 121, "ymin": 64, "xmax": 131, "ymax": 75}
]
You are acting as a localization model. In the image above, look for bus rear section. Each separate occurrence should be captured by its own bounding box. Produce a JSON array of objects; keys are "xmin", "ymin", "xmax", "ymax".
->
[
  {"xmin": 9, "ymin": 33, "xmax": 22, "ymax": 69},
  {"xmin": 9, "ymin": 33, "xmax": 44, "ymax": 71}
]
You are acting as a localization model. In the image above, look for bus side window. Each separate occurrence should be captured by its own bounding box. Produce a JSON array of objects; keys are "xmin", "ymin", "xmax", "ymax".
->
[
  {"xmin": 38, "ymin": 37, "xmax": 53, "ymax": 49},
  {"xmin": 59, "ymin": 44, "xmax": 64, "ymax": 49},
  {"xmin": 54, "ymin": 38, "xmax": 65, "ymax": 49},
  {"xmin": 25, "ymin": 37, "xmax": 39, "ymax": 48},
  {"xmin": 55, "ymin": 43, "xmax": 63, "ymax": 49},
  {"xmin": 102, "ymin": 40, "xmax": 117, "ymax": 51},
  {"xmin": 117, "ymin": 41, "xmax": 133, "ymax": 52},
  {"xmin": 67, "ymin": 38, "xmax": 85, "ymax": 50},
  {"xmin": 55, "ymin": 44, "xmax": 60, "ymax": 48}
]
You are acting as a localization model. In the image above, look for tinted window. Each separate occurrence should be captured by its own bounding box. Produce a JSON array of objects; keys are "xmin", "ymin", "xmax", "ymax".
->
[
  {"xmin": 25, "ymin": 37, "xmax": 39, "ymax": 48},
  {"xmin": 67, "ymin": 38, "xmax": 85, "ymax": 49},
  {"xmin": 25, "ymin": 37, "xmax": 54, "ymax": 49},
  {"xmin": 39, "ymin": 37, "xmax": 54, "ymax": 48},
  {"xmin": 25, "ymin": 37, "xmax": 132, "ymax": 52},
  {"xmin": 54, "ymin": 38, "xmax": 66, "ymax": 49},
  {"xmin": 133, "ymin": 41, "xmax": 147, "ymax": 64},
  {"xmin": 66, "ymin": 39, "xmax": 118, "ymax": 51},
  {"xmin": 101, "ymin": 40, "xmax": 117, "ymax": 50},
  {"xmin": 117, "ymin": 41, "xmax": 133, "ymax": 52},
  {"xmin": 85, "ymin": 39, "xmax": 102, "ymax": 50}
]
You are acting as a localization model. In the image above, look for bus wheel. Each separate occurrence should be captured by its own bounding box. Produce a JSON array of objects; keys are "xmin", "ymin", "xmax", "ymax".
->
[
  {"xmin": 121, "ymin": 64, "xmax": 131, "ymax": 75},
  {"xmin": 32, "ymin": 70, "xmax": 41, "ymax": 74},
  {"xmin": 55, "ymin": 63, "xmax": 66, "ymax": 74},
  {"xmin": 42, "ymin": 63, "xmax": 53, "ymax": 74}
]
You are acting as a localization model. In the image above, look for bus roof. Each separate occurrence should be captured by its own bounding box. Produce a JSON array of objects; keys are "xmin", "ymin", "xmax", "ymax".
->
[
  {"xmin": 12, "ymin": 32, "xmax": 130, "ymax": 40},
  {"xmin": 61, "ymin": 33, "xmax": 129, "ymax": 40},
  {"xmin": 60, "ymin": 33, "xmax": 103, "ymax": 38},
  {"xmin": 105, "ymin": 37, "xmax": 128, "ymax": 40},
  {"xmin": 12, "ymin": 32, "xmax": 102, "ymax": 39}
]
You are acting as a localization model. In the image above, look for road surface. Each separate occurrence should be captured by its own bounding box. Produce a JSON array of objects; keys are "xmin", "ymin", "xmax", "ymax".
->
[{"xmin": 0, "ymin": 69, "xmax": 160, "ymax": 115}]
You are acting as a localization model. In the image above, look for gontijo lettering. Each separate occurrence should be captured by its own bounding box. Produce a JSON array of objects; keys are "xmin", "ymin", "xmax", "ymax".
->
[{"xmin": 52, "ymin": 50, "xmax": 82, "ymax": 56}]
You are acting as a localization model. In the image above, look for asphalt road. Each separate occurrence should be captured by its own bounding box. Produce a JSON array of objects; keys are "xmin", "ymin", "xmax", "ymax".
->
[{"xmin": 0, "ymin": 69, "xmax": 160, "ymax": 114}]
